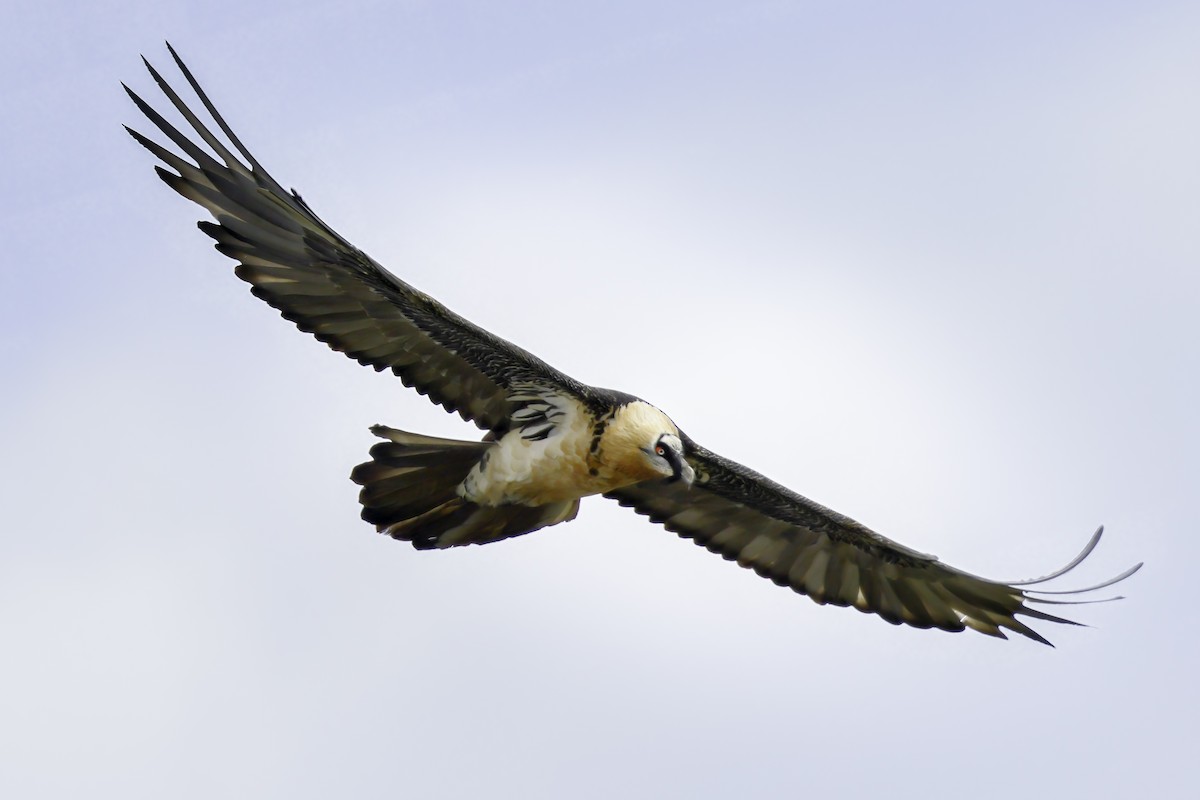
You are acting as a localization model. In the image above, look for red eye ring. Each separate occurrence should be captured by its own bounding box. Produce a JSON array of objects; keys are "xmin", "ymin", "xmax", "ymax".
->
[{"xmin": 655, "ymin": 445, "xmax": 666, "ymax": 456}]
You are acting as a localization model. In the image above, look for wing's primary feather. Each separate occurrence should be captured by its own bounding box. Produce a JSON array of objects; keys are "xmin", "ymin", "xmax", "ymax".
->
[
  {"xmin": 125, "ymin": 44, "xmax": 587, "ymax": 433},
  {"xmin": 606, "ymin": 437, "xmax": 1143, "ymax": 645}
]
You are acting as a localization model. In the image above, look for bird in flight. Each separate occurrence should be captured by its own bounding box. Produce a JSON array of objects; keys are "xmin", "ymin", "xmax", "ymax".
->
[{"xmin": 125, "ymin": 45, "xmax": 1140, "ymax": 645}]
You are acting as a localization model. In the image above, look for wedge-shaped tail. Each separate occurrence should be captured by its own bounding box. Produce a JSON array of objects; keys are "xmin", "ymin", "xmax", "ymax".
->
[{"xmin": 351, "ymin": 426, "xmax": 579, "ymax": 549}]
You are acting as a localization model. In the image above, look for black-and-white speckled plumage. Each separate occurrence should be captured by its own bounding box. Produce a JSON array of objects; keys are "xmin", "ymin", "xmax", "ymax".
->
[{"xmin": 126, "ymin": 46, "xmax": 1140, "ymax": 645}]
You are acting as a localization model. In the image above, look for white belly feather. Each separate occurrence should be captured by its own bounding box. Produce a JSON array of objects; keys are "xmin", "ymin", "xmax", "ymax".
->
[
  {"xmin": 459, "ymin": 397, "xmax": 679, "ymax": 507},
  {"xmin": 459, "ymin": 396, "xmax": 600, "ymax": 506}
]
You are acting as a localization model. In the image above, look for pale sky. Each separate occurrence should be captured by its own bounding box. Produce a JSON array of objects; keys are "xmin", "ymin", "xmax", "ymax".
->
[{"xmin": 2, "ymin": 2, "xmax": 1197, "ymax": 798}]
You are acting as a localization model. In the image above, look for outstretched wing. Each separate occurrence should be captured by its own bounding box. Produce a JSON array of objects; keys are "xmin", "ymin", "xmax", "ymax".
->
[
  {"xmin": 124, "ymin": 45, "xmax": 588, "ymax": 433},
  {"xmin": 606, "ymin": 437, "xmax": 1141, "ymax": 645}
]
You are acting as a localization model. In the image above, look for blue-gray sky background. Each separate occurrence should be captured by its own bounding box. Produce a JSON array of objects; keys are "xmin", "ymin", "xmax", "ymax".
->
[{"xmin": 2, "ymin": 1, "xmax": 1196, "ymax": 797}]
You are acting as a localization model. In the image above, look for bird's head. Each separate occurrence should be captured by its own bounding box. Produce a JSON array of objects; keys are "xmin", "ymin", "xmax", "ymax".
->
[
  {"xmin": 643, "ymin": 432, "xmax": 694, "ymax": 485},
  {"xmin": 605, "ymin": 400, "xmax": 694, "ymax": 486}
]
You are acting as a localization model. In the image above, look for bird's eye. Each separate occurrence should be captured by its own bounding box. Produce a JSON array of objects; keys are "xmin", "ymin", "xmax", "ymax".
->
[{"xmin": 655, "ymin": 445, "xmax": 666, "ymax": 456}]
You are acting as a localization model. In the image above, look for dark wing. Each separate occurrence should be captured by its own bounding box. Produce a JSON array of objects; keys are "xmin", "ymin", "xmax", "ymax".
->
[
  {"xmin": 607, "ymin": 437, "xmax": 1142, "ymax": 645},
  {"xmin": 124, "ymin": 45, "xmax": 589, "ymax": 433}
]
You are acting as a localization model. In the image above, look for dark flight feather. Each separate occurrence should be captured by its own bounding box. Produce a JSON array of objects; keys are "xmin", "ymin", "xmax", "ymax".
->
[
  {"xmin": 127, "ymin": 46, "xmax": 593, "ymax": 434},
  {"xmin": 607, "ymin": 438, "xmax": 1142, "ymax": 645}
]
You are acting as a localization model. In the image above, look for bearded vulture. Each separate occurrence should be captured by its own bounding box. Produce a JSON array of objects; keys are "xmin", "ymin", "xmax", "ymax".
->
[{"xmin": 124, "ymin": 45, "xmax": 1141, "ymax": 645}]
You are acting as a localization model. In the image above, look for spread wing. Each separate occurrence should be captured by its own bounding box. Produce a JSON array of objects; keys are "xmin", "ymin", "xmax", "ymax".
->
[
  {"xmin": 124, "ymin": 45, "xmax": 589, "ymax": 433},
  {"xmin": 606, "ymin": 437, "xmax": 1142, "ymax": 645}
]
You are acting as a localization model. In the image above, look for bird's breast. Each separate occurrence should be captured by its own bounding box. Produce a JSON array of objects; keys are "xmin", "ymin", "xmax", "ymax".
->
[{"xmin": 459, "ymin": 400, "xmax": 634, "ymax": 507}]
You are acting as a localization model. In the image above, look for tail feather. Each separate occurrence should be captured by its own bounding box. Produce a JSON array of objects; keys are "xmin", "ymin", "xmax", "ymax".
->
[
  {"xmin": 351, "ymin": 427, "xmax": 484, "ymax": 529},
  {"xmin": 350, "ymin": 425, "xmax": 579, "ymax": 549}
]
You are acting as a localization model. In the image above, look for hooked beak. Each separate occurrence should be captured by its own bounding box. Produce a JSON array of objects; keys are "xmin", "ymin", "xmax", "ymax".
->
[{"xmin": 668, "ymin": 458, "xmax": 695, "ymax": 486}]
